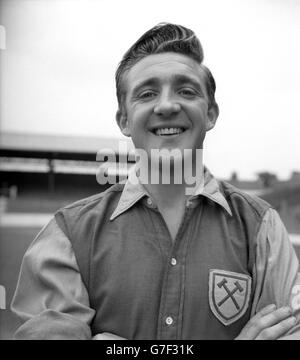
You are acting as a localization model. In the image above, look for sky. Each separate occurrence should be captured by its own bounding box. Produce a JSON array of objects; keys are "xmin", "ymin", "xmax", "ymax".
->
[{"xmin": 0, "ymin": 0, "xmax": 300, "ymax": 179}]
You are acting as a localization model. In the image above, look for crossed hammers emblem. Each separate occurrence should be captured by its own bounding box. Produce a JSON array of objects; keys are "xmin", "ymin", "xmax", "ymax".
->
[{"xmin": 217, "ymin": 278, "xmax": 244, "ymax": 310}]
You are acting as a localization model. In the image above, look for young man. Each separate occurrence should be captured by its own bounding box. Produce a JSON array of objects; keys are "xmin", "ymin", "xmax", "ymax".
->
[{"xmin": 12, "ymin": 23, "xmax": 300, "ymax": 340}]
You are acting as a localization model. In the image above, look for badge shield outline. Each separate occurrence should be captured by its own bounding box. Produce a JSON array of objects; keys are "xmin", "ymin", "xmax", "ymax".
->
[{"xmin": 209, "ymin": 269, "xmax": 252, "ymax": 326}]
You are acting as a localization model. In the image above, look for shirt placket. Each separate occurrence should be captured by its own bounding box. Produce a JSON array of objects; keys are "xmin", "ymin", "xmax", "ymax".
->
[{"xmin": 156, "ymin": 206, "xmax": 194, "ymax": 340}]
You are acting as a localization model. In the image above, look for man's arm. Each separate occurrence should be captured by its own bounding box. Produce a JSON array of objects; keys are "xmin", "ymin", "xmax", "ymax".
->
[
  {"xmin": 11, "ymin": 218, "xmax": 95, "ymax": 340},
  {"xmin": 238, "ymin": 208, "xmax": 300, "ymax": 340}
]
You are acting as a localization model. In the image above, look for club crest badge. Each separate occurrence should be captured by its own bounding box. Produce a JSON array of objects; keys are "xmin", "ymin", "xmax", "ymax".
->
[{"xmin": 209, "ymin": 269, "xmax": 252, "ymax": 326}]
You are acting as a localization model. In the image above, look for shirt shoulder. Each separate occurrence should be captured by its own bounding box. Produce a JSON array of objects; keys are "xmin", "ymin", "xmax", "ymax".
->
[
  {"xmin": 53, "ymin": 183, "xmax": 126, "ymax": 289},
  {"xmin": 218, "ymin": 180, "xmax": 273, "ymax": 220},
  {"xmin": 54, "ymin": 183, "xmax": 125, "ymax": 238},
  {"xmin": 61, "ymin": 183, "xmax": 125, "ymax": 211}
]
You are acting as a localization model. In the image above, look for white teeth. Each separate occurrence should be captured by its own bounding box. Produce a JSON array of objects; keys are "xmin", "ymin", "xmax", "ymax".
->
[{"xmin": 155, "ymin": 127, "xmax": 184, "ymax": 136}]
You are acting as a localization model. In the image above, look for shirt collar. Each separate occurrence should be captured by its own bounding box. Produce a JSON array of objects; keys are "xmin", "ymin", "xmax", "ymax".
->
[
  {"xmin": 200, "ymin": 170, "xmax": 232, "ymax": 216},
  {"xmin": 110, "ymin": 166, "xmax": 232, "ymax": 221}
]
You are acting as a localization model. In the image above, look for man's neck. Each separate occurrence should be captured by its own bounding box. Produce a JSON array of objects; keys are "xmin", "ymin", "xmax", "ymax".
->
[
  {"xmin": 143, "ymin": 182, "xmax": 188, "ymax": 209},
  {"xmin": 133, "ymin": 149, "xmax": 204, "ymax": 208},
  {"xmin": 139, "ymin": 167, "xmax": 204, "ymax": 209}
]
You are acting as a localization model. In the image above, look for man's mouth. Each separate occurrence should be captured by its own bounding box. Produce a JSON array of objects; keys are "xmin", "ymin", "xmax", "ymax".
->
[{"xmin": 152, "ymin": 127, "xmax": 186, "ymax": 136}]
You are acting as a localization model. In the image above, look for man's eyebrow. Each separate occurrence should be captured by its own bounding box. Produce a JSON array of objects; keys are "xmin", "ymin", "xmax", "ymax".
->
[
  {"xmin": 131, "ymin": 78, "xmax": 160, "ymax": 95},
  {"xmin": 172, "ymin": 74, "xmax": 202, "ymax": 89}
]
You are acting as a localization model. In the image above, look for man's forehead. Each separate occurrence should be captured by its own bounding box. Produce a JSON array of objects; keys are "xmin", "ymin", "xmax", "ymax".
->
[{"xmin": 124, "ymin": 53, "xmax": 205, "ymax": 89}]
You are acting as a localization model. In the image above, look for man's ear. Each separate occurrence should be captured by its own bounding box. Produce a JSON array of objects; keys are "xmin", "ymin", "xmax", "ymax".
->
[
  {"xmin": 206, "ymin": 103, "xmax": 219, "ymax": 131},
  {"xmin": 116, "ymin": 109, "xmax": 131, "ymax": 137}
]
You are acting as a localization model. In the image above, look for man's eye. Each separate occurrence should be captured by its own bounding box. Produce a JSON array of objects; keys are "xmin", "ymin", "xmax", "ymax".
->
[
  {"xmin": 139, "ymin": 91, "xmax": 156, "ymax": 99},
  {"xmin": 179, "ymin": 88, "xmax": 196, "ymax": 97}
]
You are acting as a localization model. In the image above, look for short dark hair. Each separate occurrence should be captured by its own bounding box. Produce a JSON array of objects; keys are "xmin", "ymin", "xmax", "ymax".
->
[{"xmin": 115, "ymin": 22, "xmax": 217, "ymax": 110}]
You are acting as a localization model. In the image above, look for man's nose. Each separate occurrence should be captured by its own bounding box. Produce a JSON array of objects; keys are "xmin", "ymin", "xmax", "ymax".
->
[{"xmin": 153, "ymin": 93, "xmax": 181, "ymax": 117}]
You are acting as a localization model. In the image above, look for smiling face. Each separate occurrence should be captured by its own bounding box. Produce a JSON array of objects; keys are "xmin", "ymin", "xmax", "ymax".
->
[{"xmin": 116, "ymin": 52, "xmax": 218, "ymax": 159}]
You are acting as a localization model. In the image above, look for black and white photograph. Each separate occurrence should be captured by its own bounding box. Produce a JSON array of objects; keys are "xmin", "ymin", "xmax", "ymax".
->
[{"xmin": 0, "ymin": 0, "xmax": 300, "ymax": 342}]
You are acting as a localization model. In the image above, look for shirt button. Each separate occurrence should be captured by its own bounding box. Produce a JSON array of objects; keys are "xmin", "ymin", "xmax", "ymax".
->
[
  {"xmin": 187, "ymin": 199, "xmax": 195, "ymax": 208},
  {"xmin": 171, "ymin": 258, "xmax": 177, "ymax": 266},
  {"xmin": 146, "ymin": 198, "xmax": 153, "ymax": 206},
  {"xmin": 165, "ymin": 316, "xmax": 174, "ymax": 326}
]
